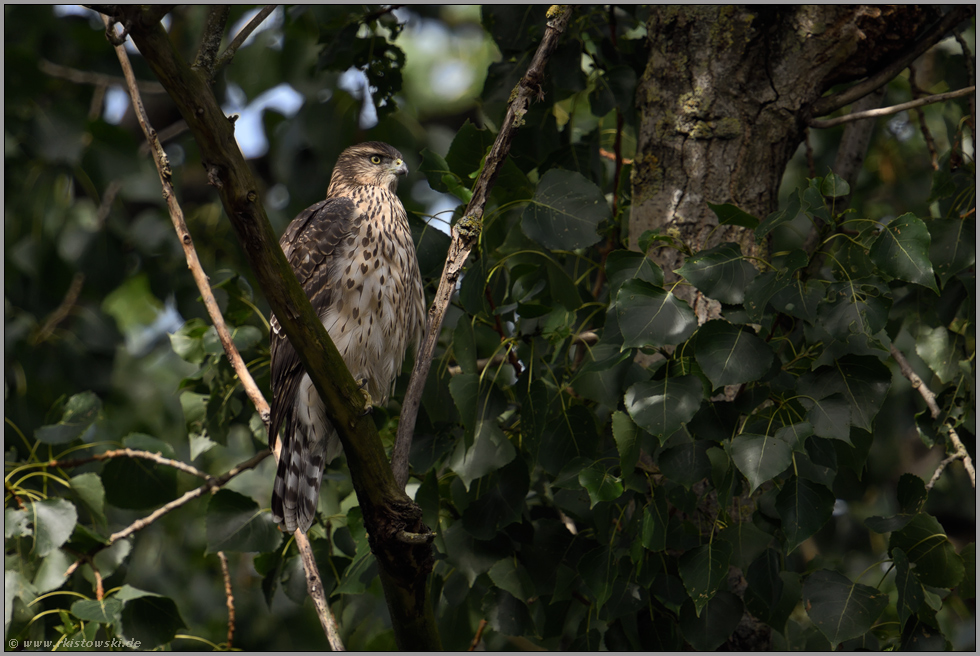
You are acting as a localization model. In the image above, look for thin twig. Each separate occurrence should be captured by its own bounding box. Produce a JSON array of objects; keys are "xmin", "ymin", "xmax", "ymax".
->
[
  {"xmin": 213, "ymin": 5, "xmax": 277, "ymax": 75},
  {"xmin": 217, "ymin": 551, "xmax": 235, "ymax": 649},
  {"xmin": 32, "ymin": 273, "xmax": 85, "ymax": 345},
  {"xmin": 809, "ymin": 86, "xmax": 975, "ymax": 129},
  {"xmin": 193, "ymin": 5, "xmax": 230, "ymax": 77},
  {"xmin": 96, "ymin": 180, "xmax": 123, "ymax": 227},
  {"xmin": 468, "ymin": 619, "xmax": 488, "ymax": 651},
  {"xmin": 295, "ymin": 530, "xmax": 346, "ymax": 651},
  {"xmin": 391, "ymin": 5, "xmax": 575, "ymax": 489},
  {"xmin": 103, "ymin": 13, "xmax": 271, "ymax": 429},
  {"xmin": 51, "ymin": 447, "xmax": 212, "ymax": 481},
  {"xmin": 812, "ymin": 6, "xmax": 975, "ymax": 117},
  {"xmin": 106, "ymin": 449, "xmax": 272, "ymax": 545},
  {"xmin": 889, "ymin": 344, "xmax": 976, "ymax": 490},
  {"xmin": 908, "ymin": 66, "xmax": 940, "ymax": 171},
  {"xmin": 39, "ymin": 59, "xmax": 166, "ymax": 94}
]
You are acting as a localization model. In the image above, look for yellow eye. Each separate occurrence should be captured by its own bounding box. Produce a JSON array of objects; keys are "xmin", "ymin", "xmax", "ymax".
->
[{"xmin": 370, "ymin": 155, "xmax": 382, "ymax": 164}]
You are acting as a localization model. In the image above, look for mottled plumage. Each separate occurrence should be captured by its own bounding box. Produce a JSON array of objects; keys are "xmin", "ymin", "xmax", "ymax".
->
[{"xmin": 270, "ymin": 142, "xmax": 425, "ymax": 533}]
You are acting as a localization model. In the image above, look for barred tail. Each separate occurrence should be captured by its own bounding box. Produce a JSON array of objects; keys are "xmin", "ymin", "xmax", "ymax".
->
[{"xmin": 271, "ymin": 424, "xmax": 329, "ymax": 534}]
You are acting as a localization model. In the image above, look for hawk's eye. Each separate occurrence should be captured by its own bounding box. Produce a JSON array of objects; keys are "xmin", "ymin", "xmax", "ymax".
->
[{"xmin": 370, "ymin": 155, "xmax": 382, "ymax": 164}]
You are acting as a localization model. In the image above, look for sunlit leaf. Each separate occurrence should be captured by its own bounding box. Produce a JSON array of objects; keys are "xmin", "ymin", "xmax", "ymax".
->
[
  {"xmin": 32, "ymin": 498, "xmax": 77, "ymax": 558},
  {"xmin": 35, "ymin": 391, "xmax": 101, "ymax": 444},
  {"xmin": 616, "ymin": 280, "xmax": 697, "ymax": 349},
  {"xmin": 625, "ymin": 375, "xmax": 702, "ymax": 442}
]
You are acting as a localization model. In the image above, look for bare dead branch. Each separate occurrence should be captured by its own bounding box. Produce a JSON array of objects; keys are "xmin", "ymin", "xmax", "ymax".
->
[
  {"xmin": 889, "ymin": 344, "xmax": 976, "ymax": 490},
  {"xmin": 103, "ymin": 12, "xmax": 271, "ymax": 429},
  {"xmin": 809, "ymin": 86, "xmax": 975, "ymax": 129},
  {"xmin": 217, "ymin": 551, "xmax": 236, "ymax": 649},
  {"xmin": 51, "ymin": 447, "xmax": 212, "ymax": 481},
  {"xmin": 295, "ymin": 531, "xmax": 346, "ymax": 651},
  {"xmin": 39, "ymin": 59, "xmax": 166, "ymax": 94},
  {"xmin": 194, "ymin": 6, "xmax": 230, "ymax": 77},
  {"xmin": 812, "ymin": 6, "xmax": 975, "ymax": 117},
  {"xmin": 32, "ymin": 273, "xmax": 85, "ymax": 345},
  {"xmin": 392, "ymin": 5, "xmax": 575, "ymax": 489},
  {"xmin": 213, "ymin": 5, "xmax": 277, "ymax": 75}
]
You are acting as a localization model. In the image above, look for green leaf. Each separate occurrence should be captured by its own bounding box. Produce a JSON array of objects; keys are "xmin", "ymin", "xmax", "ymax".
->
[
  {"xmin": 452, "ymin": 316, "xmax": 478, "ymax": 376},
  {"xmin": 915, "ymin": 325, "xmax": 961, "ymax": 384},
  {"xmin": 612, "ymin": 411, "xmax": 640, "ymax": 477},
  {"xmin": 482, "ymin": 587, "xmax": 532, "ymax": 637},
  {"xmin": 695, "ymin": 320, "xmax": 774, "ymax": 388},
  {"xmin": 579, "ymin": 546, "xmax": 617, "ymax": 611},
  {"xmin": 102, "ymin": 275, "xmax": 163, "ymax": 334},
  {"xmin": 578, "ymin": 461, "xmax": 624, "ymax": 507},
  {"xmin": 537, "ymin": 405, "xmax": 599, "ymax": 476},
  {"xmin": 927, "ymin": 218, "xmax": 975, "ymax": 287},
  {"xmin": 897, "ymin": 473, "xmax": 927, "ymax": 514},
  {"xmin": 892, "ymin": 547, "xmax": 924, "ymax": 624},
  {"xmin": 616, "ymin": 280, "xmax": 697, "ymax": 348},
  {"xmin": 69, "ymin": 473, "xmax": 106, "ymax": 524},
  {"xmin": 33, "ymin": 548, "xmax": 73, "ymax": 593},
  {"xmin": 675, "ymin": 242, "xmax": 757, "ymax": 304},
  {"xmin": 32, "ymin": 498, "xmax": 77, "ymax": 557},
  {"xmin": 730, "ymin": 433, "xmax": 794, "ymax": 493},
  {"xmin": 488, "ymin": 558, "xmax": 535, "ymax": 604},
  {"xmin": 889, "ymin": 513, "xmax": 965, "ymax": 589},
  {"xmin": 756, "ymin": 188, "xmax": 806, "ymax": 242},
  {"xmin": 803, "ymin": 569, "xmax": 888, "ymax": 645},
  {"xmin": 776, "ymin": 476, "xmax": 835, "ymax": 552},
  {"xmin": 70, "ymin": 598, "xmax": 123, "ymax": 624},
  {"xmin": 678, "ymin": 591, "xmax": 743, "ymax": 650},
  {"xmin": 798, "ymin": 355, "xmax": 891, "ymax": 438},
  {"xmin": 116, "ymin": 585, "xmax": 186, "ymax": 649},
  {"xmin": 102, "ymin": 434, "xmax": 178, "ymax": 510},
  {"xmin": 770, "ymin": 279, "xmax": 824, "ymax": 323},
  {"xmin": 864, "ymin": 514, "xmax": 916, "ymax": 534},
  {"xmin": 205, "ymin": 490, "xmax": 281, "ymax": 553},
  {"xmin": 745, "ymin": 549, "xmax": 784, "ymax": 625},
  {"xmin": 605, "ymin": 250, "xmax": 664, "ymax": 297},
  {"xmin": 419, "ymin": 148, "xmax": 453, "ymax": 194},
  {"xmin": 820, "ymin": 172, "xmax": 851, "ymax": 198},
  {"xmin": 678, "ymin": 541, "xmax": 732, "ymax": 616},
  {"xmin": 461, "ymin": 459, "xmax": 529, "ymax": 540},
  {"xmin": 718, "ymin": 522, "xmax": 774, "ymax": 570},
  {"xmin": 625, "ymin": 375, "xmax": 702, "ymax": 443},
  {"xmin": 448, "ymin": 420, "xmax": 517, "ymax": 488},
  {"xmin": 5, "ymin": 508, "xmax": 32, "ymax": 539},
  {"xmin": 959, "ymin": 543, "xmax": 975, "ymax": 600},
  {"xmin": 521, "ymin": 169, "xmax": 609, "ymax": 250},
  {"xmin": 708, "ymin": 202, "xmax": 760, "ymax": 229},
  {"xmin": 442, "ymin": 521, "xmax": 512, "ymax": 586},
  {"xmin": 658, "ymin": 440, "xmax": 711, "ymax": 488},
  {"xmin": 640, "ymin": 487, "xmax": 669, "ymax": 553},
  {"xmin": 35, "ymin": 391, "xmax": 101, "ymax": 444},
  {"xmin": 869, "ymin": 213, "xmax": 938, "ymax": 293}
]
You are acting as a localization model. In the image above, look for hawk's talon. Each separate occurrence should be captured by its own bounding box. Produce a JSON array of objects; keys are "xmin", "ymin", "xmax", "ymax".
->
[{"xmin": 356, "ymin": 377, "xmax": 374, "ymax": 415}]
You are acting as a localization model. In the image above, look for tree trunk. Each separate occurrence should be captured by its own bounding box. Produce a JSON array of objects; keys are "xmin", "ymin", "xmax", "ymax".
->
[{"xmin": 630, "ymin": 5, "xmax": 940, "ymax": 273}]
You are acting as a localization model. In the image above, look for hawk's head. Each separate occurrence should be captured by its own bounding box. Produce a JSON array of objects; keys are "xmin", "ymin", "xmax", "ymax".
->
[{"xmin": 330, "ymin": 141, "xmax": 408, "ymax": 194}]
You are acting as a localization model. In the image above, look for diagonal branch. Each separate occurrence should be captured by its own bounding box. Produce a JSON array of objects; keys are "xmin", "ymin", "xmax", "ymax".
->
[
  {"xmin": 51, "ymin": 448, "xmax": 212, "ymax": 481},
  {"xmin": 812, "ymin": 5, "xmax": 975, "ymax": 117},
  {"xmin": 193, "ymin": 5, "xmax": 231, "ymax": 77},
  {"xmin": 809, "ymin": 86, "xmax": 976, "ymax": 129},
  {"xmin": 213, "ymin": 5, "xmax": 277, "ymax": 76},
  {"xmin": 103, "ymin": 13, "xmax": 271, "ymax": 429},
  {"xmin": 889, "ymin": 344, "xmax": 976, "ymax": 490},
  {"xmin": 391, "ymin": 5, "xmax": 575, "ymax": 489}
]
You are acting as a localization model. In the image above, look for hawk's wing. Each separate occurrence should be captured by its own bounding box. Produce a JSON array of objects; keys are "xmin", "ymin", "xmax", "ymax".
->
[{"xmin": 268, "ymin": 197, "xmax": 359, "ymax": 450}]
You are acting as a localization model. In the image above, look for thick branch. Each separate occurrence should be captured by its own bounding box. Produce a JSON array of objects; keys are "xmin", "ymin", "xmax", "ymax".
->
[
  {"xmin": 812, "ymin": 6, "xmax": 975, "ymax": 117},
  {"xmin": 889, "ymin": 344, "xmax": 976, "ymax": 490},
  {"xmin": 213, "ymin": 5, "xmax": 277, "ymax": 75},
  {"xmin": 810, "ymin": 86, "xmax": 976, "ymax": 129},
  {"xmin": 391, "ymin": 4, "xmax": 574, "ymax": 489}
]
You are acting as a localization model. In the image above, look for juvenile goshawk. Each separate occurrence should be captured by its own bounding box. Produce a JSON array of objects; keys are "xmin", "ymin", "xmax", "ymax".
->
[{"xmin": 269, "ymin": 141, "xmax": 425, "ymax": 534}]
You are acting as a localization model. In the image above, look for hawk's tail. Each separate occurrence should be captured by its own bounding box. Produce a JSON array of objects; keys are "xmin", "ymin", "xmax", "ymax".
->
[{"xmin": 271, "ymin": 425, "xmax": 329, "ymax": 534}]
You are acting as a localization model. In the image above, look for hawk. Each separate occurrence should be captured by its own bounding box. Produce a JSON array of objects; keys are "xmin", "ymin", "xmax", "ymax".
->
[{"xmin": 269, "ymin": 142, "xmax": 425, "ymax": 534}]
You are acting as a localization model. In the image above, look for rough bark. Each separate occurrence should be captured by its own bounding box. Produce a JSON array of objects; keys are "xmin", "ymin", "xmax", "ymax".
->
[{"xmin": 629, "ymin": 5, "xmax": 942, "ymax": 274}]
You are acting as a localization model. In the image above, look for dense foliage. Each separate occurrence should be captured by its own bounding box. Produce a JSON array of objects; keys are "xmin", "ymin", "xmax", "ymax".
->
[{"xmin": 5, "ymin": 5, "xmax": 975, "ymax": 651}]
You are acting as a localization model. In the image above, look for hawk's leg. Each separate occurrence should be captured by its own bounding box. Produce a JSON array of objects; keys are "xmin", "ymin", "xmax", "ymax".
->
[{"xmin": 355, "ymin": 377, "xmax": 375, "ymax": 415}]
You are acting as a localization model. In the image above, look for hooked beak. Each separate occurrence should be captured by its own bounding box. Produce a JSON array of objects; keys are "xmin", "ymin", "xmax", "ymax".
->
[{"xmin": 391, "ymin": 158, "xmax": 409, "ymax": 177}]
